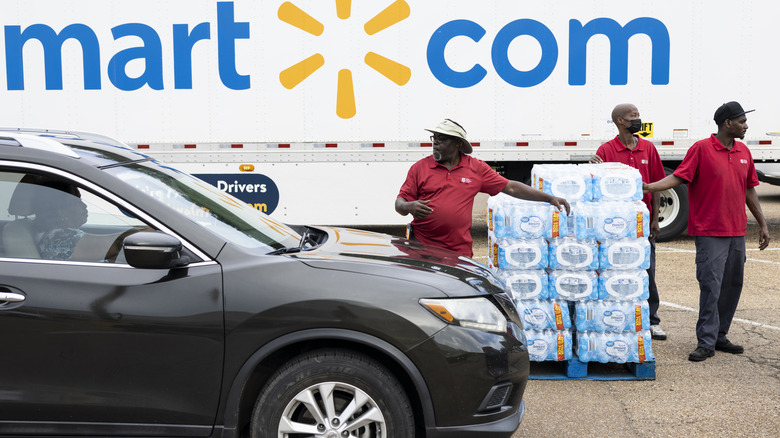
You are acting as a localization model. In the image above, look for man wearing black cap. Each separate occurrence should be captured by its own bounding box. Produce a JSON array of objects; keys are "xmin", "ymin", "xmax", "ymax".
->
[
  {"xmin": 644, "ymin": 101, "xmax": 771, "ymax": 362},
  {"xmin": 395, "ymin": 118, "xmax": 569, "ymax": 257}
]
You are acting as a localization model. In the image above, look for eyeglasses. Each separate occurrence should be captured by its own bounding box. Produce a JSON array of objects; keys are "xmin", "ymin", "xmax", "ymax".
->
[{"xmin": 430, "ymin": 134, "xmax": 453, "ymax": 144}]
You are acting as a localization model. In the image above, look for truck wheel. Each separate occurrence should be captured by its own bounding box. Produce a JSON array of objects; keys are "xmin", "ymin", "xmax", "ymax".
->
[
  {"xmin": 250, "ymin": 349, "xmax": 415, "ymax": 438},
  {"xmin": 656, "ymin": 167, "xmax": 688, "ymax": 242}
]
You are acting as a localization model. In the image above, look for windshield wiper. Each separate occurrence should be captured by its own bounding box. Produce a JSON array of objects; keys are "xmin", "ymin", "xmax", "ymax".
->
[{"xmin": 267, "ymin": 246, "xmax": 302, "ymax": 255}]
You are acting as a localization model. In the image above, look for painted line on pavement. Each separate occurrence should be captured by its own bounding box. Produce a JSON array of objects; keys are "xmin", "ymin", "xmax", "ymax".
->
[
  {"xmin": 661, "ymin": 301, "xmax": 780, "ymax": 332},
  {"xmin": 656, "ymin": 246, "xmax": 780, "ymax": 265}
]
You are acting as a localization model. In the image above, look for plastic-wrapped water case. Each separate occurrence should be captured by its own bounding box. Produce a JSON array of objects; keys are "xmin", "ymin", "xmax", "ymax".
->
[
  {"xmin": 493, "ymin": 238, "xmax": 548, "ymax": 270},
  {"xmin": 500, "ymin": 270, "xmax": 549, "ymax": 300},
  {"xmin": 549, "ymin": 237, "xmax": 599, "ymax": 270},
  {"xmin": 516, "ymin": 299, "xmax": 571, "ymax": 330},
  {"xmin": 574, "ymin": 300, "xmax": 650, "ymax": 332},
  {"xmin": 590, "ymin": 201, "xmax": 650, "ymax": 240},
  {"xmin": 525, "ymin": 329, "xmax": 574, "ymax": 362},
  {"xmin": 533, "ymin": 164, "xmax": 593, "ymax": 202},
  {"xmin": 599, "ymin": 238, "xmax": 651, "ymax": 270},
  {"xmin": 511, "ymin": 201, "xmax": 567, "ymax": 239},
  {"xmin": 598, "ymin": 269, "xmax": 650, "ymax": 300},
  {"xmin": 576, "ymin": 330, "xmax": 654, "ymax": 363},
  {"xmin": 587, "ymin": 164, "xmax": 643, "ymax": 202},
  {"xmin": 549, "ymin": 270, "xmax": 599, "ymax": 301},
  {"xmin": 488, "ymin": 196, "xmax": 567, "ymax": 239}
]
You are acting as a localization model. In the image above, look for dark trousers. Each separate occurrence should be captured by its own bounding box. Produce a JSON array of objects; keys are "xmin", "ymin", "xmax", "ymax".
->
[
  {"xmin": 694, "ymin": 236, "xmax": 746, "ymax": 350},
  {"xmin": 648, "ymin": 241, "xmax": 660, "ymax": 325}
]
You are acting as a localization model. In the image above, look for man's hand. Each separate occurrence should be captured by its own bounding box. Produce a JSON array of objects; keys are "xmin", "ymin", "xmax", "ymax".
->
[
  {"xmin": 406, "ymin": 199, "xmax": 433, "ymax": 219},
  {"xmin": 759, "ymin": 226, "xmax": 770, "ymax": 250},
  {"xmin": 649, "ymin": 220, "xmax": 660, "ymax": 242},
  {"xmin": 549, "ymin": 197, "xmax": 571, "ymax": 216},
  {"xmin": 589, "ymin": 154, "xmax": 603, "ymax": 164}
]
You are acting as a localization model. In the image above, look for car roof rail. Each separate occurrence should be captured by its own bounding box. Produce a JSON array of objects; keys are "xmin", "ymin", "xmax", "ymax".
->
[{"xmin": 0, "ymin": 132, "xmax": 80, "ymax": 158}]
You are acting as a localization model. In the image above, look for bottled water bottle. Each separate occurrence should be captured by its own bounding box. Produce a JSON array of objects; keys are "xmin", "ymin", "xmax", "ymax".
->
[
  {"xmin": 586, "ymin": 164, "xmax": 643, "ymax": 202},
  {"xmin": 549, "ymin": 237, "xmax": 599, "ymax": 270},
  {"xmin": 487, "ymin": 193, "xmax": 514, "ymax": 239},
  {"xmin": 500, "ymin": 270, "xmax": 549, "ymax": 300},
  {"xmin": 577, "ymin": 330, "xmax": 654, "ymax": 363},
  {"xmin": 533, "ymin": 164, "xmax": 593, "ymax": 202},
  {"xmin": 598, "ymin": 269, "xmax": 650, "ymax": 300},
  {"xmin": 574, "ymin": 300, "xmax": 650, "ymax": 332},
  {"xmin": 549, "ymin": 270, "xmax": 599, "ymax": 301},
  {"xmin": 599, "ymin": 238, "xmax": 651, "ymax": 270},
  {"xmin": 516, "ymin": 299, "xmax": 571, "ymax": 330},
  {"xmin": 525, "ymin": 329, "xmax": 573, "ymax": 362},
  {"xmin": 571, "ymin": 202, "xmax": 598, "ymax": 240},
  {"xmin": 494, "ymin": 238, "xmax": 548, "ymax": 270}
]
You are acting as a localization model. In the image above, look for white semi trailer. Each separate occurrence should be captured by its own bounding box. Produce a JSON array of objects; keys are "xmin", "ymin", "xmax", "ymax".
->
[{"xmin": 2, "ymin": 0, "xmax": 779, "ymax": 240}]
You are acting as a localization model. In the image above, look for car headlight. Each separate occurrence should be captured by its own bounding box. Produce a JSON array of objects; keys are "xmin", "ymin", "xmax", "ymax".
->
[{"xmin": 421, "ymin": 297, "xmax": 507, "ymax": 333}]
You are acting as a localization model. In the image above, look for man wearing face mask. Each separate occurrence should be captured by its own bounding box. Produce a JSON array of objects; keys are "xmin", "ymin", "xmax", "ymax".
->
[
  {"xmin": 396, "ymin": 118, "xmax": 570, "ymax": 258},
  {"xmin": 591, "ymin": 103, "xmax": 667, "ymax": 341}
]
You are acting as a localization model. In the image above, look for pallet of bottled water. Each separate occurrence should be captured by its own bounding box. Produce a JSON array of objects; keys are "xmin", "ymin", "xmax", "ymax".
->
[{"xmin": 488, "ymin": 163, "xmax": 656, "ymax": 380}]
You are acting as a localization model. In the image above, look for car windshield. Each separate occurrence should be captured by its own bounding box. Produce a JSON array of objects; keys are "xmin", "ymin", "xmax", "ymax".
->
[{"xmin": 104, "ymin": 160, "xmax": 301, "ymax": 251}]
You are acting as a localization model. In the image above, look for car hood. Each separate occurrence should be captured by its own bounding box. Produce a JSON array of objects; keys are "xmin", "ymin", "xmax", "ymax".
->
[{"xmin": 291, "ymin": 226, "xmax": 506, "ymax": 297}]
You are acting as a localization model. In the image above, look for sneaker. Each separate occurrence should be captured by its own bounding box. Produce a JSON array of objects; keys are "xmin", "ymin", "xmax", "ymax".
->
[
  {"xmin": 650, "ymin": 325, "xmax": 667, "ymax": 340},
  {"xmin": 715, "ymin": 339, "xmax": 744, "ymax": 354},
  {"xmin": 688, "ymin": 347, "xmax": 714, "ymax": 362}
]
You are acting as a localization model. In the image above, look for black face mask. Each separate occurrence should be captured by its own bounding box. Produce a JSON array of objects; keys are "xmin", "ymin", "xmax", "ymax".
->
[{"xmin": 627, "ymin": 118, "xmax": 642, "ymax": 134}]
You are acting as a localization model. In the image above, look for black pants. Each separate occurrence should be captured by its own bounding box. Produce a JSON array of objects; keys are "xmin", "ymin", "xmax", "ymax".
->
[
  {"xmin": 648, "ymin": 241, "xmax": 660, "ymax": 325},
  {"xmin": 694, "ymin": 236, "xmax": 746, "ymax": 349}
]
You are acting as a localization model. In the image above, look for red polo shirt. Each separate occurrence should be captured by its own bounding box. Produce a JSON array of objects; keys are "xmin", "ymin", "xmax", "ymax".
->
[
  {"xmin": 595, "ymin": 136, "xmax": 666, "ymax": 215},
  {"xmin": 673, "ymin": 134, "xmax": 759, "ymax": 236},
  {"xmin": 398, "ymin": 154, "xmax": 508, "ymax": 257}
]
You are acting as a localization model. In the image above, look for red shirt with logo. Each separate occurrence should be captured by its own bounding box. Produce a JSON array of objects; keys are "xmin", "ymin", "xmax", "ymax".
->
[
  {"xmin": 398, "ymin": 154, "xmax": 508, "ymax": 257},
  {"xmin": 673, "ymin": 134, "xmax": 759, "ymax": 236},
  {"xmin": 595, "ymin": 136, "xmax": 666, "ymax": 215}
]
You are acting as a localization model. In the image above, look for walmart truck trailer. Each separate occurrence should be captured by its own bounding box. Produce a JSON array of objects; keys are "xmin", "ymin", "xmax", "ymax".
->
[{"xmin": 1, "ymin": 0, "xmax": 779, "ymax": 240}]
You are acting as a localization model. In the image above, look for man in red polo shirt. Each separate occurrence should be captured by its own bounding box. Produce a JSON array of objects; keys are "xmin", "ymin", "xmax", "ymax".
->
[
  {"xmin": 591, "ymin": 103, "xmax": 668, "ymax": 341},
  {"xmin": 395, "ymin": 119, "xmax": 569, "ymax": 258},
  {"xmin": 645, "ymin": 101, "xmax": 770, "ymax": 362}
]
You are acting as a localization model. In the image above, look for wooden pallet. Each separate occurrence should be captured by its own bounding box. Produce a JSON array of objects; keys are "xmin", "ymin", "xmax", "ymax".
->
[{"xmin": 529, "ymin": 359, "xmax": 656, "ymax": 380}]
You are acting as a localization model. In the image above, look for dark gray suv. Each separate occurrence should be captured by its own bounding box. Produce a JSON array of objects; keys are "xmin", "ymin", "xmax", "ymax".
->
[{"xmin": 0, "ymin": 129, "xmax": 528, "ymax": 437}]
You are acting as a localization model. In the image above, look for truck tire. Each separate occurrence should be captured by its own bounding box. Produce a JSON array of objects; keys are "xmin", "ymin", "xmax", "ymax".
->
[
  {"xmin": 250, "ymin": 349, "xmax": 415, "ymax": 438},
  {"xmin": 656, "ymin": 167, "xmax": 688, "ymax": 242}
]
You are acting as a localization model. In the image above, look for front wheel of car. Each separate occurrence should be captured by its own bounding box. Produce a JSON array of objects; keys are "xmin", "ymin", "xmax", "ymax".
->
[{"xmin": 251, "ymin": 349, "xmax": 415, "ymax": 438}]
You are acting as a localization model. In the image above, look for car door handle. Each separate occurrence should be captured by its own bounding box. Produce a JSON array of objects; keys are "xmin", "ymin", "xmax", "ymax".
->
[{"xmin": 0, "ymin": 292, "xmax": 26, "ymax": 303}]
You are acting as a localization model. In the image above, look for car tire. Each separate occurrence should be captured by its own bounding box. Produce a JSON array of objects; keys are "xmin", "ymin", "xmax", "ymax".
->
[
  {"xmin": 250, "ymin": 349, "xmax": 415, "ymax": 438},
  {"xmin": 656, "ymin": 167, "xmax": 689, "ymax": 242}
]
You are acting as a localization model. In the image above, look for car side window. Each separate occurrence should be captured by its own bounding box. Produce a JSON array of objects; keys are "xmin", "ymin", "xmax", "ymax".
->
[{"xmin": 1, "ymin": 170, "xmax": 152, "ymax": 263}]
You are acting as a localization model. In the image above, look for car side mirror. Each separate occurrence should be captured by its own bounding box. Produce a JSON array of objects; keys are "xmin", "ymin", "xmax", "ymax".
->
[{"xmin": 123, "ymin": 231, "xmax": 190, "ymax": 269}]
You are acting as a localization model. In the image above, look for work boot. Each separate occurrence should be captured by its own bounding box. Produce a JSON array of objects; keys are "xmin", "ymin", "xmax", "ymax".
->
[
  {"xmin": 688, "ymin": 347, "xmax": 714, "ymax": 362},
  {"xmin": 715, "ymin": 339, "xmax": 744, "ymax": 354}
]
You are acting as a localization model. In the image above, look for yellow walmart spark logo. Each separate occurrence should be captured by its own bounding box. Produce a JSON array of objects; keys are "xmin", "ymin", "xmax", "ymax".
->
[{"xmin": 278, "ymin": 0, "xmax": 411, "ymax": 119}]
